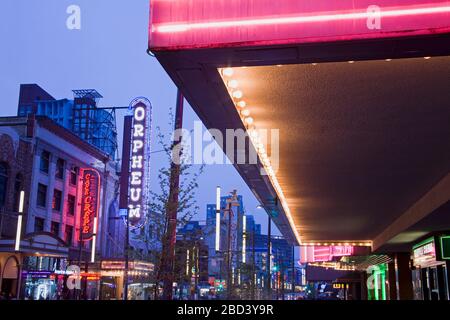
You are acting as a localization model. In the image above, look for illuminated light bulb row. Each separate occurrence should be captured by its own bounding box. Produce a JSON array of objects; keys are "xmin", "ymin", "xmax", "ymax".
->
[
  {"xmin": 222, "ymin": 68, "xmax": 254, "ymax": 127},
  {"xmin": 221, "ymin": 67, "xmax": 302, "ymax": 246},
  {"xmin": 303, "ymin": 241, "xmax": 372, "ymax": 247},
  {"xmin": 323, "ymin": 56, "xmax": 433, "ymax": 65},
  {"xmin": 310, "ymin": 261, "xmax": 356, "ymax": 271},
  {"xmin": 128, "ymin": 271, "xmax": 150, "ymax": 277},
  {"xmin": 100, "ymin": 270, "xmax": 150, "ymax": 277}
]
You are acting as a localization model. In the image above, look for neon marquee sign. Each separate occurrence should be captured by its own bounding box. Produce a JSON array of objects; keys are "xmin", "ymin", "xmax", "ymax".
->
[
  {"xmin": 149, "ymin": 0, "xmax": 450, "ymax": 50},
  {"xmin": 301, "ymin": 245, "xmax": 354, "ymax": 263},
  {"xmin": 80, "ymin": 168, "xmax": 100, "ymax": 241},
  {"xmin": 127, "ymin": 97, "xmax": 152, "ymax": 228},
  {"xmin": 413, "ymin": 238, "xmax": 436, "ymax": 267}
]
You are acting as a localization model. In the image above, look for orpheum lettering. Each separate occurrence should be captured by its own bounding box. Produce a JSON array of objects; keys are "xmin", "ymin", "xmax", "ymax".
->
[
  {"xmin": 80, "ymin": 169, "xmax": 100, "ymax": 240},
  {"xmin": 127, "ymin": 98, "xmax": 152, "ymax": 227}
]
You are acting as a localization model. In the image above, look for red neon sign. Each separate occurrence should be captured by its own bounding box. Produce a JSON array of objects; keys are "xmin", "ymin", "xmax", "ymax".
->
[
  {"xmin": 300, "ymin": 245, "xmax": 354, "ymax": 263},
  {"xmin": 149, "ymin": 0, "xmax": 450, "ymax": 50},
  {"xmin": 80, "ymin": 168, "xmax": 100, "ymax": 241}
]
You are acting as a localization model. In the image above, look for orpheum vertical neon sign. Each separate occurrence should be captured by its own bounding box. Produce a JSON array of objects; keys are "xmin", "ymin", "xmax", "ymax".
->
[
  {"xmin": 80, "ymin": 168, "xmax": 100, "ymax": 241},
  {"xmin": 127, "ymin": 97, "xmax": 152, "ymax": 228}
]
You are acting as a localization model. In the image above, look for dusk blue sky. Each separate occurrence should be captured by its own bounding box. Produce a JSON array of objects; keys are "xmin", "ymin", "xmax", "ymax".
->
[{"xmin": 0, "ymin": 1, "xmax": 281, "ymax": 235}]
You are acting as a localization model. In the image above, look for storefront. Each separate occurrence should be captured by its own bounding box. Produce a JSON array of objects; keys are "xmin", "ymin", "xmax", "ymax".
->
[
  {"xmin": 366, "ymin": 263, "xmax": 388, "ymax": 301},
  {"xmin": 0, "ymin": 254, "xmax": 20, "ymax": 298},
  {"xmin": 411, "ymin": 235, "xmax": 450, "ymax": 300},
  {"xmin": 20, "ymin": 255, "xmax": 71, "ymax": 300},
  {"xmin": 100, "ymin": 260, "xmax": 154, "ymax": 300},
  {"xmin": 0, "ymin": 232, "xmax": 70, "ymax": 300}
]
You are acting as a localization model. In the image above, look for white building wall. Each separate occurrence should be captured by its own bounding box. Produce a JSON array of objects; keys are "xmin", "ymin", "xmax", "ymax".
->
[{"xmin": 24, "ymin": 124, "xmax": 119, "ymax": 255}]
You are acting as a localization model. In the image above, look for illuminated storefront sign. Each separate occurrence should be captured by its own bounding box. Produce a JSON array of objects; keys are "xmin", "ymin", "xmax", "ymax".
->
[
  {"xmin": 101, "ymin": 260, "xmax": 154, "ymax": 272},
  {"xmin": 214, "ymin": 279, "xmax": 226, "ymax": 290},
  {"xmin": 79, "ymin": 168, "xmax": 100, "ymax": 241},
  {"xmin": 413, "ymin": 238, "xmax": 436, "ymax": 267},
  {"xmin": 301, "ymin": 245, "xmax": 354, "ymax": 263},
  {"xmin": 149, "ymin": 0, "xmax": 450, "ymax": 50},
  {"xmin": 440, "ymin": 236, "xmax": 450, "ymax": 260},
  {"xmin": 333, "ymin": 283, "xmax": 349, "ymax": 289},
  {"xmin": 331, "ymin": 246, "xmax": 354, "ymax": 256},
  {"xmin": 126, "ymin": 97, "xmax": 152, "ymax": 228}
]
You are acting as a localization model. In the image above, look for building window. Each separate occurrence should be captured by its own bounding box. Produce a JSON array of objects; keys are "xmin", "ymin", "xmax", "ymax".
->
[
  {"xmin": 0, "ymin": 162, "xmax": 8, "ymax": 207},
  {"xmin": 65, "ymin": 225, "xmax": 73, "ymax": 246},
  {"xmin": 70, "ymin": 166, "xmax": 78, "ymax": 185},
  {"xmin": 37, "ymin": 183, "xmax": 47, "ymax": 207},
  {"xmin": 55, "ymin": 158, "xmax": 65, "ymax": 180},
  {"xmin": 40, "ymin": 150, "xmax": 50, "ymax": 173},
  {"xmin": 52, "ymin": 189, "xmax": 62, "ymax": 212},
  {"xmin": 67, "ymin": 194, "xmax": 76, "ymax": 216},
  {"xmin": 13, "ymin": 173, "xmax": 23, "ymax": 212},
  {"xmin": 34, "ymin": 217, "xmax": 45, "ymax": 232},
  {"xmin": 51, "ymin": 221, "xmax": 59, "ymax": 236}
]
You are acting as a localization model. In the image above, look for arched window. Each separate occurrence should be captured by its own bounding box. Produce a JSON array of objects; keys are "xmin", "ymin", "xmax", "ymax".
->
[
  {"xmin": 0, "ymin": 162, "xmax": 8, "ymax": 207},
  {"xmin": 13, "ymin": 173, "xmax": 23, "ymax": 212}
]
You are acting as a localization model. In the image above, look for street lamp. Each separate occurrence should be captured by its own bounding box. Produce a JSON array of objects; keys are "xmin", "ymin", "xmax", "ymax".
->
[{"xmin": 14, "ymin": 191, "xmax": 25, "ymax": 251}]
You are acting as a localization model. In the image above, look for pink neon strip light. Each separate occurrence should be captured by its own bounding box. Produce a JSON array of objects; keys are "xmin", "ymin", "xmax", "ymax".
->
[{"xmin": 154, "ymin": 5, "xmax": 450, "ymax": 33}]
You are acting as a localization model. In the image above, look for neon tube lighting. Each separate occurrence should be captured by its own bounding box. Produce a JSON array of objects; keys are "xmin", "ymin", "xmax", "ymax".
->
[
  {"xmin": 18, "ymin": 190, "xmax": 25, "ymax": 213},
  {"xmin": 14, "ymin": 215, "xmax": 23, "ymax": 251},
  {"xmin": 215, "ymin": 186, "xmax": 221, "ymax": 251},
  {"xmin": 91, "ymin": 217, "xmax": 98, "ymax": 263},
  {"xmin": 242, "ymin": 215, "xmax": 246, "ymax": 263},
  {"xmin": 14, "ymin": 191, "xmax": 25, "ymax": 251},
  {"xmin": 186, "ymin": 249, "xmax": 190, "ymax": 275},
  {"xmin": 91, "ymin": 235, "xmax": 96, "ymax": 263},
  {"xmin": 155, "ymin": 5, "xmax": 450, "ymax": 33}
]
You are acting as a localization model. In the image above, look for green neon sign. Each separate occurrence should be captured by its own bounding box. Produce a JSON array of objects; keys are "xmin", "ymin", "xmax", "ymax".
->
[
  {"xmin": 412, "ymin": 236, "xmax": 434, "ymax": 250},
  {"xmin": 440, "ymin": 236, "xmax": 450, "ymax": 260}
]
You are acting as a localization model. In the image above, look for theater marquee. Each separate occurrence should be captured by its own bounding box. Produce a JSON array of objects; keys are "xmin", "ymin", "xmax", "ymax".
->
[{"xmin": 149, "ymin": 0, "xmax": 450, "ymax": 50}]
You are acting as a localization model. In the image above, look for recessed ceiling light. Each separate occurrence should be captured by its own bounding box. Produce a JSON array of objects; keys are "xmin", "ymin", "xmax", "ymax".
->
[
  {"xmin": 222, "ymin": 68, "xmax": 234, "ymax": 77},
  {"xmin": 241, "ymin": 109, "xmax": 251, "ymax": 117},
  {"xmin": 232, "ymin": 90, "xmax": 243, "ymax": 99},
  {"xmin": 236, "ymin": 101, "xmax": 246, "ymax": 108},
  {"xmin": 227, "ymin": 79, "xmax": 238, "ymax": 89}
]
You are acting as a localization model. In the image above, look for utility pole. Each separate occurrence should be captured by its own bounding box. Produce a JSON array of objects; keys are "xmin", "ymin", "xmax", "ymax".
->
[
  {"xmin": 195, "ymin": 244, "xmax": 199, "ymax": 300},
  {"xmin": 281, "ymin": 251, "xmax": 285, "ymax": 300},
  {"xmin": 292, "ymin": 246, "xmax": 295, "ymax": 297},
  {"xmin": 123, "ymin": 215, "xmax": 130, "ymax": 300},
  {"xmin": 160, "ymin": 89, "xmax": 184, "ymax": 300},
  {"xmin": 120, "ymin": 115, "xmax": 132, "ymax": 301},
  {"xmin": 224, "ymin": 191, "xmax": 239, "ymax": 299},
  {"xmin": 251, "ymin": 229, "xmax": 256, "ymax": 300},
  {"xmin": 266, "ymin": 215, "xmax": 271, "ymax": 300},
  {"xmin": 226, "ymin": 201, "xmax": 233, "ymax": 299},
  {"xmin": 77, "ymin": 230, "xmax": 83, "ymax": 300}
]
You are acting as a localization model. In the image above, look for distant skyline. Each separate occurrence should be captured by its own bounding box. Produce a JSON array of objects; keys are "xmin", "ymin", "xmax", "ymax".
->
[{"xmin": 0, "ymin": 0, "xmax": 281, "ymax": 235}]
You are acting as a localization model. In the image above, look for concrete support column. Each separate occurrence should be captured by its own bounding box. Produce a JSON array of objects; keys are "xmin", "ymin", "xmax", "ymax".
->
[
  {"xmin": 360, "ymin": 272, "xmax": 368, "ymax": 300},
  {"xmin": 395, "ymin": 252, "xmax": 414, "ymax": 300},
  {"xmin": 446, "ymin": 261, "xmax": 450, "ymax": 300},
  {"xmin": 387, "ymin": 260, "xmax": 397, "ymax": 300}
]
